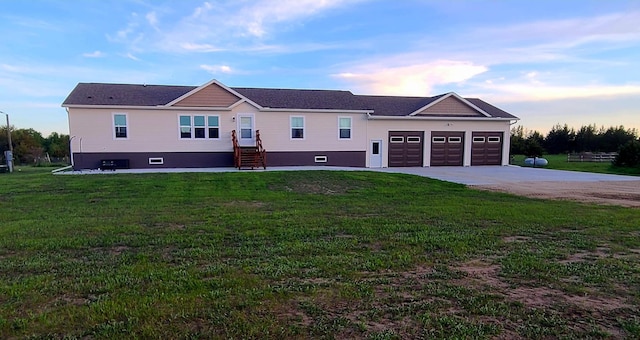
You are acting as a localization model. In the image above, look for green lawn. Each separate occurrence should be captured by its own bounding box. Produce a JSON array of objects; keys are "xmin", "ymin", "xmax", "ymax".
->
[
  {"xmin": 511, "ymin": 154, "xmax": 640, "ymax": 176},
  {"xmin": 1, "ymin": 168, "xmax": 639, "ymax": 339}
]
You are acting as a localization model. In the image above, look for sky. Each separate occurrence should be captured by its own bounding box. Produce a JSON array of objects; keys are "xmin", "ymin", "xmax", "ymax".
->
[{"xmin": 1, "ymin": 0, "xmax": 639, "ymax": 136}]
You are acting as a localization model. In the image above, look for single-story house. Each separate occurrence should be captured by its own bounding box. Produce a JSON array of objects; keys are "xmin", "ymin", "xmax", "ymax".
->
[{"xmin": 61, "ymin": 79, "xmax": 518, "ymax": 170}]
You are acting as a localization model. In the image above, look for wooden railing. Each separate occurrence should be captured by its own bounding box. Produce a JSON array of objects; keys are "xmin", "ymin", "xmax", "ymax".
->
[
  {"xmin": 231, "ymin": 130, "xmax": 267, "ymax": 170},
  {"xmin": 231, "ymin": 130, "xmax": 240, "ymax": 168},
  {"xmin": 567, "ymin": 152, "xmax": 617, "ymax": 163},
  {"xmin": 255, "ymin": 130, "xmax": 267, "ymax": 169}
]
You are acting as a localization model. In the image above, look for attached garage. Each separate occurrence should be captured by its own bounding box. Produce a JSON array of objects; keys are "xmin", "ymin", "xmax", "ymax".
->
[
  {"xmin": 430, "ymin": 131, "xmax": 464, "ymax": 166},
  {"xmin": 388, "ymin": 131, "xmax": 424, "ymax": 167},
  {"xmin": 471, "ymin": 132, "xmax": 503, "ymax": 165}
]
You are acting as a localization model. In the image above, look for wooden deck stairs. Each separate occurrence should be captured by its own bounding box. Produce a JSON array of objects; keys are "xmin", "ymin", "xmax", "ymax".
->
[{"xmin": 232, "ymin": 130, "xmax": 267, "ymax": 170}]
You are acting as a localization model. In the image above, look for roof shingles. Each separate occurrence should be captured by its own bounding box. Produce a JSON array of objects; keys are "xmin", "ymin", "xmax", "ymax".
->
[{"xmin": 62, "ymin": 82, "xmax": 517, "ymax": 119}]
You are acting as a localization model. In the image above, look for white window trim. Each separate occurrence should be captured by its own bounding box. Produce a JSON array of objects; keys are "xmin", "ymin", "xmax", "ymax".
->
[
  {"xmin": 290, "ymin": 116, "xmax": 305, "ymax": 140},
  {"xmin": 179, "ymin": 114, "xmax": 192, "ymax": 139},
  {"xmin": 112, "ymin": 112, "xmax": 128, "ymax": 140},
  {"xmin": 237, "ymin": 113, "xmax": 255, "ymax": 142},
  {"xmin": 390, "ymin": 136, "xmax": 404, "ymax": 143},
  {"xmin": 148, "ymin": 157, "xmax": 164, "ymax": 165},
  {"xmin": 314, "ymin": 155, "xmax": 328, "ymax": 163},
  {"xmin": 208, "ymin": 115, "xmax": 221, "ymax": 140},
  {"xmin": 473, "ymin": 137, "xmax": 486, "ymax": 143},
  {"xmin": 179, "ymin": 114, "xmax": 221, "ymax": 140},
  {"xmin": 338, "ymin": 116, "xmax": 352, "ymax": 140},
  {"xmin": 432, "ymin": 137, "xmax": 446, "ymax": 143},
  {"xmin": 488, "ymin": 136, "xmax": 501, "ymax": 143}
]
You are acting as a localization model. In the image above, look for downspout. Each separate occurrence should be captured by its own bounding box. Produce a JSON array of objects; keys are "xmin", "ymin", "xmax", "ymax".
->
[{"xmin": 69, "ymin": 135, "xmax": 76, "ymax": 168}]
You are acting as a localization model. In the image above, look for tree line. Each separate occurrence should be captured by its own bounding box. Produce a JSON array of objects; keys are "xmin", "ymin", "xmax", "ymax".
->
[
  {"xmin": 0, "ymin": 127, "xmax": 70, "ymax": 165},
  {"xmin": 510, "ymin": 124, "xmax": 639, "ymax": 157}
]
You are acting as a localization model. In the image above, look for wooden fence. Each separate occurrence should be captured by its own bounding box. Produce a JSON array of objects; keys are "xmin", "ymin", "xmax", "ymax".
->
[{"xmin": 567, "ymin": 152, "xmax": 617, "ymax": 162}]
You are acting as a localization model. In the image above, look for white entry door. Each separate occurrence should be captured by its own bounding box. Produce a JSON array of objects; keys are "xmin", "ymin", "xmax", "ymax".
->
[
  {"xmin": 237, "ymin": 114, "xmax": 255, "ymax": 146},
  {"xmin": 370, "ymin": 140, "xmax": 382, "ymax": 168}
]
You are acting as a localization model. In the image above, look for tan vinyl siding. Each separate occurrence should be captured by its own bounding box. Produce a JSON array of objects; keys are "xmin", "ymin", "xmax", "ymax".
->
[
  {"xmin": 253, "ymin": 110, "xmax": 367, "ymax": 152},
  {"xmin": 416, "ymin": 96, "xmax": 482, "ymax": 116},
  {"xmin": 172, "ymin": 83, "xmax": 240, "ymax": 107},
  {"xmin": 68, "ymin": 108, "xmax": 237, "ymax": 153}
]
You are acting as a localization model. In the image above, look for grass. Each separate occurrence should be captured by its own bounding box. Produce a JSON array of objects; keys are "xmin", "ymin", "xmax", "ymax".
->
[
  {"xmin": 1, "ymin": 167, "xmax": 639, "ymax": 338},
  {"xmin": 510, "ymin": 154, "xmax": 640, "ymax": 175}
]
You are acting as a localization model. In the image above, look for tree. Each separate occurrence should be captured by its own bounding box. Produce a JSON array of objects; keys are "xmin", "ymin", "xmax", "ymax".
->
[
  {"xmin": 613, "ymin": 140, "xmax": 640, "ymax": 168},
  {"xmin": 524, "ymin": 131, "xmax": 545, "ymax": 157},
  {"xmin": 510, "ymin": 125, "xmax": 526, "ymax": 155},
  {"xmin": 600, "ymin": 126, "xmax": 637, "ymax": 153},
  {"xmin": 0, "ymin": 125, "xmax": 13, "ymax": 154},
  {"xmin": 574, "ymin": 124, "xmax": 599, "ymax": 152},
  {"xmin": 544, "ymin": 124, "xmax": 574, "ymax": 154},
  {"xmin": 44, "ymin": 132, "xmax": 70, "ymax": 158},
  {"xmin": 10, "ymin": 128, "xmax": 45, "ymax": 164}
]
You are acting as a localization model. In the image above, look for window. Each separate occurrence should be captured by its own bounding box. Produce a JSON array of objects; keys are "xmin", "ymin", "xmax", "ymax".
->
[
  {"xmin": 113, "ymin": 113, "xmax": 127, "ymax": 139},
  {"xmin": 179, "ymin": 115, "xmax": 191, "ymax": 138},
  {"xmin": 208, "ymin": 116, "xmax": 220, "ymax": 139},
  {"xmin": 473, "ymin": 137, "xmax": 485, "ymax": 143},
  {"xmin": 432, "ymin": 137, "xmax": 446, "ymax": 143},
  {"xmin": 390, "ymin": 136, "xmax": 404, "ymax": 143},
  {"xmin": 488, "ymin": 136, "xmax": 501, "ymax": 143},
  {"xmin": 194, "ymin": 115, "xmax": 205, "ymax": 139},
  {"xmin": 148, "ymin": 157, "xmax": 164, "ymax": 165},
  {"xmin": 339, "ymin": 117, "xmax": 351, "ymax": 139},
  {"xmin": 180, "ymin": 115, "xmax": 220, "ymax": 139},
  {"xmin": 291, "ymin": 116, "xmax": 304, "ymax": 139},
  {"xmin": 448, "ymin": 137, "xmax": 462, "ymax": 143},
  {"xmin": 314, "ymin": 155, "xmax": 328, "ymax": 163},
  {"xmin": 240, "ymin": 116, "xmax": 253, "ymax": 139},
  {"xmin": 407, "ymin": 136, "xmax": 421, "ymax": 143}
]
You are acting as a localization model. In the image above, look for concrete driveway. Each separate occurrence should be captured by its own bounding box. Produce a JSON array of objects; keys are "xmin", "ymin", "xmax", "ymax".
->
[
  {"xmin": 373, "ymin": 166, "xmax": 639, "ymax": 207},
  {"xmin": 374, "ymin": 165, "xmax": 640, "ymax": 185}
]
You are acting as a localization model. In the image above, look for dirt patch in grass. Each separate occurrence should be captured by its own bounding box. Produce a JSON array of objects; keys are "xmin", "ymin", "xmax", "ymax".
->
[
  {"xmin": 221, "ymin": 200, "xmax": 267, "ymax": 209},
  {"xmin": 274, "ymin": 255, "xmax": 636, "ymax": 338},
  {"xmin": 269, "ymin": 175, "xmax": 368, "ymax": 195},
  {"xmin": 454, "ymin": 258, "xmax": 631, "ymax": 311},
  {"xmin": 473, "ymin": 180, "xmax": 640, "ymax": 207},
  {"xmin": 559, "ymin": 247, "xmax": 610, "ymax": 264},
  {"xmin": 111, "ymin": 245, "xmax": 131, "ymax": 255},
  {"xmin": 281, "ymin": 181, "xmax": 349, "ymax": 195},
  {"xmin": 502, "ymin": 236, "xmax": 532, "ymax": 243}
]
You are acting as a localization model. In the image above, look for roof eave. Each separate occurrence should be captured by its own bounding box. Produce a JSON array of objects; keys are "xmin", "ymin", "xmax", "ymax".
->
[
  {"xmin": 62, "ymin": 104, "xmax": 232, "ymax": 111},
  {"xmin": 260, "ymin": 107, "xmax": 373, "ymax": 114},
  {"xmin": 367, "ymin": 115, "xmax": 517, "ymax": 121}
]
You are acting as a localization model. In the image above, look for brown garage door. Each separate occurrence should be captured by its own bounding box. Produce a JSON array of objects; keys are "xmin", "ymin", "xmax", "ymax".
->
[
  {"xmin": 431, "ymin": 131, "xmax": 464, "ymax": 166},
  {"xmin": 388, "ymin": 131, "xmax": 424, "ymax": 167},
  {"xmin": 471, "ymin": 132, "xmax": 503, "ymax": 165}
]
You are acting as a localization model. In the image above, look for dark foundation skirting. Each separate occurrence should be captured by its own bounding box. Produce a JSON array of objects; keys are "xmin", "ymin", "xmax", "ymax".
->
[
  {"xmin": 267, "ymin": 151, "xmax": 365, "ymax": 167},
  {"xmin": 72, "ymin": 150, "xmax": 366, "ymax": 170},
  {"xmin": 72, "ymin": 152, "xmax": 234, "ymax": 170}
]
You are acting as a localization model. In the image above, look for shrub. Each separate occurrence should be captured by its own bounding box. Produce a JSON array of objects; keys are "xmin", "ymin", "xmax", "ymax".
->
[{"xmin": 614, "ymin": 140, "xmax": 640, "ymax": 168}]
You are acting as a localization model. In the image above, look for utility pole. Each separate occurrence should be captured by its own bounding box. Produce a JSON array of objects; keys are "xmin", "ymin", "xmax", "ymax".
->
[{"xmin": 1, "ymin": 111, "xmax": 13, "ymax": 172}]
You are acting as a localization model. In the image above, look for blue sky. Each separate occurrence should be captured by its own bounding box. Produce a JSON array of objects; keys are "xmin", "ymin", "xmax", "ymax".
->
[{"xmin": 1, "ymin": 0, "xmax": 639, "ymax": 136}]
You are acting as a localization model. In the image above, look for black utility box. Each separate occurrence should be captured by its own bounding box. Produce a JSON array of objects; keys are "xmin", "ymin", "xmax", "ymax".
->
[{"xmin": 100, "ymin": 159, "xmax": 130, "ymax": 170}]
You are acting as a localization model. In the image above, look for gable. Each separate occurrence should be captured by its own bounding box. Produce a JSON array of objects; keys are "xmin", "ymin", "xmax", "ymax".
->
[
  {"xmin": 171, "ymin": 82, "xmax": 240, "ymax": 107},
  {"xmin": 415, "ymin": 96, "xmax": 483, "ymax": 116}
]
